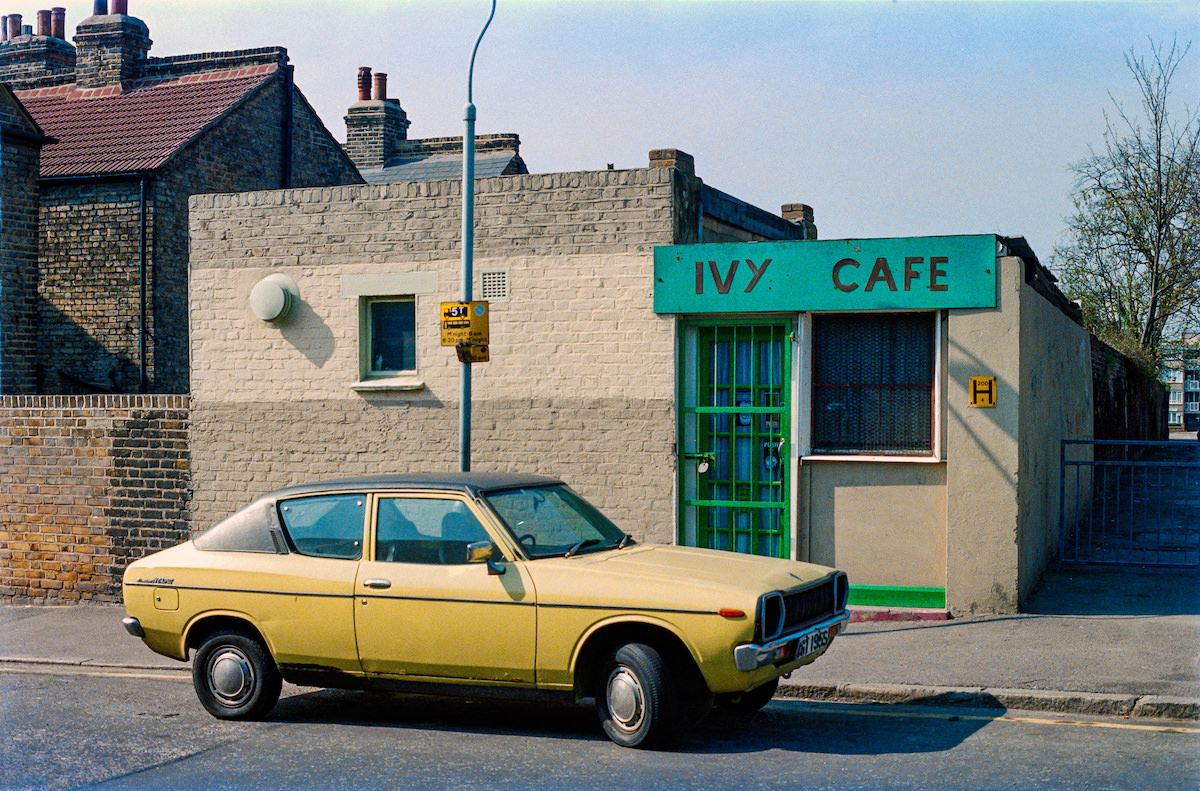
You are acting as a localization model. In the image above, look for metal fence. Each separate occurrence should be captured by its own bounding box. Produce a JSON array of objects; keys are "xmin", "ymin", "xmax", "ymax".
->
[{"xmin": 1059, "ymin": 439, "xmax": 1200, "ymax": 568}]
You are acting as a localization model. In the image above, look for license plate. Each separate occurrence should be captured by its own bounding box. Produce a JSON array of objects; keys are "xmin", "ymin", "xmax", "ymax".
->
[{"xmin": 792, "ymin": 624, "xmax": 831, "ymax": 659}]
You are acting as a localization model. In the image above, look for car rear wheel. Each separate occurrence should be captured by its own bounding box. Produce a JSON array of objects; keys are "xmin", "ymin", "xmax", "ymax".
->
[
  {"xmin": 596, "ymin": 642, "xmax": 678, "ymax": 748},
  {"xmin": 192, "ymin": 630, "xmax": 281, "ymax": 720}
]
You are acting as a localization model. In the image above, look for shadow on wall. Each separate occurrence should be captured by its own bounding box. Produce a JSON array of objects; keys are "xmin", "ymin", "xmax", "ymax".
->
[
  {"xmin": 36, "ymin": 300, "xmax": 139, "ymax": 393},
  {"xmin": 946, "ymin": 336, "xmax": 1018, "ymax": 493},
  {"xmin": 277, "ymin": 298, "xmax": 336, "ymax": 369}
]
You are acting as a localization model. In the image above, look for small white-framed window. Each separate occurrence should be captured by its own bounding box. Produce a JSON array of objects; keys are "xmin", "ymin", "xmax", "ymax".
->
[
  {"xmin": 341, "ymin": 271, "xmax": 436, "ymax": 392},
  {"xmin": 809, "ymin": 312, "xmax": 937, "ymax": 457},
  {"xmin": 362, "ymin": 296, "xmax": 416, "ymax": 377},
  {"xmin": 1171, "ymin": 390, "xmax": 1184, "ymax": 404}
]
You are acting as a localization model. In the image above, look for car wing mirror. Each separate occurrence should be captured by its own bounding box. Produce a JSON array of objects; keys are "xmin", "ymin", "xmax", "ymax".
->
[{"xmin": 466, "ymin": 540, "xmax": 506, "ymax": 575}]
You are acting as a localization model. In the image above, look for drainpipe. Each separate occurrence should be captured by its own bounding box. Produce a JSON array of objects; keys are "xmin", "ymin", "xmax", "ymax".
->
[
  {"xmin": 139, "ymin": 174, "xmax": 149, "ymax": 392},
  {"xmin": 281, "ymin": 64, "xmax": 294, "ymax": 188}
]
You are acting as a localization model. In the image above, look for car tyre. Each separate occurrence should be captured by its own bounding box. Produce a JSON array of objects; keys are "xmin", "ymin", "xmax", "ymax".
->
[
  {"xmin": 596, "ymin": 642, "xmax": 678, "ymax": 749},
  {"xmin": 192, "ymin": 630, "xmax": 281, "ymax": 720},
  {"xmin": 724, "ymin": 677, "xmax": 779, "ymax": 714}
]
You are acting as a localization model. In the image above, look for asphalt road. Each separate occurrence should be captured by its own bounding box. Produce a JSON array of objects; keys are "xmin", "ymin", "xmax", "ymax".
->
[{"xmin": 2, "ymin": 664, "xmax": 1197, "ymax": 791}]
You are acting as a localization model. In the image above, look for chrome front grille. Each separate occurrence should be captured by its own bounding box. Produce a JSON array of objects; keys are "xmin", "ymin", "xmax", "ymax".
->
[{"xmin": 758, "ymin": 571, "xmax": 848, "ymax": 642}]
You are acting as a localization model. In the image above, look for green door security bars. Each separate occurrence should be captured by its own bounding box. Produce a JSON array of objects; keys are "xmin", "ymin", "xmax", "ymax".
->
[{"xmin": 679, "ymin": 322, "xmax": 790, "ymax": 558}]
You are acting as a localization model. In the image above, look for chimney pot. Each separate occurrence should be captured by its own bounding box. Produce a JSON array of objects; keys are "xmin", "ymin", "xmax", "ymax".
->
[
  {"xmin": 51, "ymin": 7, "xmax": 65, "ymax": 38},
  {"xmin": 37, "ymin": 9, "xmax": 51, "ymax": 36},
  {"xmin": 92, "ymin": 0, "xmax": 107, "ymax": 15},
  {"xmin": 357, "ymin": 66, "xmax": 372, "ymax": 101},
  {"xmin": 7, "ymin": 13, "xmax": 21, "ymax": 40},
  {"xmin": 373, "ymin": 72, "xmax": 387, "ymax": 101},
  {"xmin": 1, "ymin": 15, "xmax": 7, "ymax": 43},
  {"xmin": 111, "ymin": 0, "xmax": 127, "ymax": 14}
]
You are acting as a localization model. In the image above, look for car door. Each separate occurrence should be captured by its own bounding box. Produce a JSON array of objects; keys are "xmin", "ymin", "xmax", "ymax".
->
[
  {"xmin": 353, "ymin": 493, "xmax": 537, "ymax": 683},
  {"xmin": 264, "ymin": 492, "xmax": 366, "ymax": 673}
]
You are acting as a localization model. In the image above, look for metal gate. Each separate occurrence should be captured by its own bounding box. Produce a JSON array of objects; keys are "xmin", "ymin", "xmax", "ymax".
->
[
  {"xmin": 1059, "ymin": 440, "xmax": 1200, "ymax": 567},
  {"xmin": 679, "ymin": 321, "xmax": 790, "ymax": 558}
]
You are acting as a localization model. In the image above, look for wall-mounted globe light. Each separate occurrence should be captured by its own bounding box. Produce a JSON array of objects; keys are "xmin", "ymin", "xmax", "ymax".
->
[{"xmin": 248, "ymin": 273, "xmax": 300, "ymax": 323}]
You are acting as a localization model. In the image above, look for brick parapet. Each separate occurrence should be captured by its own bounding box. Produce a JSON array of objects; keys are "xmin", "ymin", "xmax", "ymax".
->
[{"xmin": 0, "ymin": 394, "xmax": 191, "ymax": 604}]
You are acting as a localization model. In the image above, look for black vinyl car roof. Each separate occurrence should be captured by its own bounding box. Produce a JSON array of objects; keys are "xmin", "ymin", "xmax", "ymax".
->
[{"xmin": 267, "ymin": 472, "xmax": 564, "ymax": 500}]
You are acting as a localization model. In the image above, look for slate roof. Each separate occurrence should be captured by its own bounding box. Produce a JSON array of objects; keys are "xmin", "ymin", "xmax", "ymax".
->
[
  {"xmin": 14, "ymin": 64, "xmax": 277, "ymax": 177},
  {"xmin": 360, "ymin": 150, "xmax": 523, "ymax": 185}
]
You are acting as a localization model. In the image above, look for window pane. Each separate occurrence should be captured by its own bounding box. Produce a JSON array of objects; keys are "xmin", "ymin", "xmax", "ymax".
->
[
  {"xmin": 376, "ymin": 497, "xmax": 490, "ymax": 565},
  {"xmin": 369, "ymin": 299, "xmax": 415, "ymax": 373},
  {"xmin": 812, "ymin": 313, "xmax": 934, "ymax": 455},
  {"xmin": 278, "ymin": 494, "xmax": 365, "ymax": 559}
]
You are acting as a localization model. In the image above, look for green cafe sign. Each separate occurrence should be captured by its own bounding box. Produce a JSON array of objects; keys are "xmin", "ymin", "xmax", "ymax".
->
[{"xmin": 653, "ymin": 234, "xmax": 999, "ymax": 313}]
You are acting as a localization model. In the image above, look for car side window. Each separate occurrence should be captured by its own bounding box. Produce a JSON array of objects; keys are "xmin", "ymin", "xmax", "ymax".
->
[
  {"xmin": 376, "ymin": 498, "xmax": 490, "ymax": 565},
  {"xmin": 278, "ymin": 494, "xmax": 365, "ymax": 560}
]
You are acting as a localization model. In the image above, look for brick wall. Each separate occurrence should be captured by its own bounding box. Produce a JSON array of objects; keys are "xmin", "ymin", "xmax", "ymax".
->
[
  {"xmin": 0, "ymin": 132, "xmax": 42, "ymax": 394},
  {"xmin": 0, "ymin": 395, "xmax": 191, "ymax": 603},
  {"xmin": 37, "ymin": 180, "xmax": 151, "ymax": 393},
  {"xmin": 1091, "ymin": 336, "xmax": 1169, "ymax": 441},
  {"xmin": 188, "ymin": 168, "xmax": 685, "ymax": 537}
]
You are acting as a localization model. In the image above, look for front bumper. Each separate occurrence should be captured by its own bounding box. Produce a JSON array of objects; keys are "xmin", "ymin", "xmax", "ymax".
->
[{"xmin": 733, "ymin": 611, "xmax": 849, "ymax": 672}]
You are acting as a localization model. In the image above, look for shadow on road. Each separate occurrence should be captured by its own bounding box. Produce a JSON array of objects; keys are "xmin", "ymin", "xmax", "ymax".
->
[{"xmin": 269, "ymin": 687, "xmax": 994, "ymax": 755}]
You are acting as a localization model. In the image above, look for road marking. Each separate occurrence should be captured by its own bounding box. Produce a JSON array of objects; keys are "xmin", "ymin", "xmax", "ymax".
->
[
  {"xmin": 0, "ymin": 663, "xmax": 187, "ymax": 682},
  {"xmin": 778, "ymin": 700, "xmax": 1200, "ymax": 734}
]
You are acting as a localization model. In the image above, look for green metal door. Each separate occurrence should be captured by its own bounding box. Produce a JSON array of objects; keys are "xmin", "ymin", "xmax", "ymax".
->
[{"xmin": 679, "ymin": 321, "xmax": 790, "ymax": 558}]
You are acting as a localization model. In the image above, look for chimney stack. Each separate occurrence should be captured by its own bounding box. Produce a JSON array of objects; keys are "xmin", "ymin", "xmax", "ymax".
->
[
  {"xmin": 781, "ymin": 203, "xmax": 818, "ymax": 240},
  {"xmin": 345, "ymin": 65, "xmax": 410, "ymax": 169},
  {"xmin": 51, "ymin": 6, "xmax": 65, "ymax": 39},
  {"xmin": 649, "ymin": 149, "xmax": 695, "ymax": 178},
  {"xmin": 357, "ymin": 66, "xmax": 371, "ymax": 101},
  {"xmin": 74, "ymin": 0, "xmax": 151, "ymax": 89}
]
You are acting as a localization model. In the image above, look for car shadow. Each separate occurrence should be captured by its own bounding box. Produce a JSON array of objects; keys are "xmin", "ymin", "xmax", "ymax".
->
[{"xmin": 268, "ymin": 687, "xmax": 996, "ymax": 755}]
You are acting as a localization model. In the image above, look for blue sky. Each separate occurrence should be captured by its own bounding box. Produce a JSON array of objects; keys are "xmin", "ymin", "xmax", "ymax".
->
[{"xmin": 41, "ymin": 0, "xmax": 1200, "ymax": 262}]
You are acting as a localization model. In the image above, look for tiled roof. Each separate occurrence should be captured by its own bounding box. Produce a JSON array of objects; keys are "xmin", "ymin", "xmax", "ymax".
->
[
  {"xmin": 360, "ymin": 150, "xmax": 521, "ymax": 184},
  {"xmin": 15, "ymin": 64, "xmax": 277, "ymax": 177}
]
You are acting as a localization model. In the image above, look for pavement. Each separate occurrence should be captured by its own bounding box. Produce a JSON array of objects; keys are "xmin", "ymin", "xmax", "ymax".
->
[{"xmin": 1, "ymin": 565, "xmax": 1197, "ymax": 722}]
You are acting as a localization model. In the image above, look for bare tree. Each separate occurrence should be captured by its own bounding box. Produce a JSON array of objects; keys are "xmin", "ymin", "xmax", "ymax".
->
[{"xmin": 1054, "ymin": 38, "xmax": 1200, "ymax": 367}]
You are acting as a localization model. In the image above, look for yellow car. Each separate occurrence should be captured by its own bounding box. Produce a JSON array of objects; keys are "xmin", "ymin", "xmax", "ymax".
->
[{"xmin": 122, "ymin": 473, "xmax": 848, "ymax": 748}]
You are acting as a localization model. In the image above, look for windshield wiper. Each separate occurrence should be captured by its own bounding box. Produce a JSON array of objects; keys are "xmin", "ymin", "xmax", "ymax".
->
[
  {"xmin": 617, "ymin": 533, "xmax": 635, "ymax": 549},
  {"xmin": 564, "ymin": 538, "xmax": 600, "ymax": 558}
]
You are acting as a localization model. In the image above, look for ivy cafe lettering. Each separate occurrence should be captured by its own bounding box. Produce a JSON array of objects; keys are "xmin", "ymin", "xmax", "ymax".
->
[
  {"xmin": 695, "ymin": 256, "xmax": 950, "ymax": 295},
  {"xmin": 654, "ymin": 236, "xmax": 998, "ymax": 314}
]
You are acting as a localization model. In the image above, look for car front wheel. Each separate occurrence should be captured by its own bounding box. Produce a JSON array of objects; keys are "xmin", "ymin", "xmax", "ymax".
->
[
  {"xmin": 192, "ymin": 630, "xmax": 281, "ymax": 720},
  {"xmin": 596, "ymin": 642, "xmax": 678, "ymax": 748}
]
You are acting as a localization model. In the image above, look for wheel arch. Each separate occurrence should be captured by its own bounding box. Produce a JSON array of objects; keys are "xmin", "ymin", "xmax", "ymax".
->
[
  {"xmin": 184, "ymin": 612, "xmax": 272, "ymax": 658},
  {"xmin": 571, "ymin": 618, "xmax": 708, "ymax": 702}
]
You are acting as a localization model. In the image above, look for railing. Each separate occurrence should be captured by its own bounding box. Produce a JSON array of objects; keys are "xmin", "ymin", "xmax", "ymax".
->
[{"xmin": 1059, "ymin": 440, "xmax": 1200, "ymax": 568}]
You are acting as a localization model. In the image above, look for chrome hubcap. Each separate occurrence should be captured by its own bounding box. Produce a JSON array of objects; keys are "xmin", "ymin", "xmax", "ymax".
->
[
  {"xmin": 209, "ymin": 648, "xmax": 254, "ymax": 705},
  {"xmin": 606, "ymin": 666, "xmax": 645, "ymax": 732}
]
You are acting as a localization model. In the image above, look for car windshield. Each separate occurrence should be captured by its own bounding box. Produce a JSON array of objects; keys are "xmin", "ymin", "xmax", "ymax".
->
[{"xmin": 483, "ymin": 485, "xmax": 628, "ymax": 559}]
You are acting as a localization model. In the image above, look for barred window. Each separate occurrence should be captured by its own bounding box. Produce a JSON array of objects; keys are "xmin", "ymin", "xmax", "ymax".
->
[{"xmin": 812, "ymin": 313, "xmax": 935, "ymax": 455}]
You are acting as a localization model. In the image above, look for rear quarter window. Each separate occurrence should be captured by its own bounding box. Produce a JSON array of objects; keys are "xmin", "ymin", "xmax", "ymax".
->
[{"xmin": 278, "ymin": 494, "xmax": 366, "ymax": 560}]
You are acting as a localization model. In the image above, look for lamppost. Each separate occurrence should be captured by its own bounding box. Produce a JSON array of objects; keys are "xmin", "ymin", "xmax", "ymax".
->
[{"xmin": 460, "ymin": 0, "xmax": 496, "ymax": 472}]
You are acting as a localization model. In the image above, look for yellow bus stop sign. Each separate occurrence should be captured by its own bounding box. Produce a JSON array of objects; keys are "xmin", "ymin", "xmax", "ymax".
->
[{"xmin": 441, "ymin": 301, "xmax": 489, "ymax": 347}]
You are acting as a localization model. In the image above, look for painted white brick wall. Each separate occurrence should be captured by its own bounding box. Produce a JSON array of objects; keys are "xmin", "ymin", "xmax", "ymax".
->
[{"xmin": 189, "ymin": 168, "xmax": 682, "ymax": 541}]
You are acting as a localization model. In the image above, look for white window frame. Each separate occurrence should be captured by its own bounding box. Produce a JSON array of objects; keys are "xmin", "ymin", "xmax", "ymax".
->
[
  {"xmin": 341, "ymin": 272, "xmax": 437, "ymax": 392},
  {"xmin": 796, "ymin": 310, "xmax": 943, "ymax": 464}
]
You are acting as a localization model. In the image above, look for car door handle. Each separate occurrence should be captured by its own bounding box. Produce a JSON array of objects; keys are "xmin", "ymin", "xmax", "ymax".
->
[{"xmin": 363, "ymin": 579, "xmax": 391, "ymax": 589}]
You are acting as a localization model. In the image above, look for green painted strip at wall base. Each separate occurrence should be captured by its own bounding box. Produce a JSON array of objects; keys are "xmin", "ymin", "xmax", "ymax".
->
[{"xmin": 848, "ymin": 585, "xmax": 946, "ymax": 609}]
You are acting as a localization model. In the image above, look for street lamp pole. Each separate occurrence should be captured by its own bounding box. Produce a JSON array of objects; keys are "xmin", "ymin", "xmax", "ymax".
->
[{"xmin": 461, "ymin": 0, "xmax": 496, "ymax": 472}]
